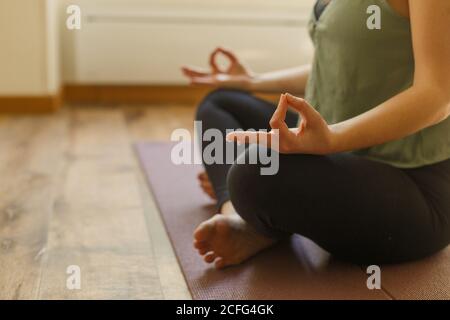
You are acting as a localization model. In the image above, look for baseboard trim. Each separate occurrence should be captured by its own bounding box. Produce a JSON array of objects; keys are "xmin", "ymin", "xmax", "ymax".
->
[
  {"xmin": 0, "ymin": 93, "xmax": 62, "ymax": 114},
  {"xmin": 0, "ymin": 85, "xmax": 280, "ymax": 113},
  {"xmin": 63, "ymin": 84, "xmax": 281, "ymax": 106},
  {"xmin": 63, "ymin": 85, "xmax": 211, "ymax": 105}
]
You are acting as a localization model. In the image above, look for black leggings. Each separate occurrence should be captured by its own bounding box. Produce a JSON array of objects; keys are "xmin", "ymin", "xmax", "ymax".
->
[{"xmin": 196, "ymin": 89, "xmax": 450, "ymax": 264}]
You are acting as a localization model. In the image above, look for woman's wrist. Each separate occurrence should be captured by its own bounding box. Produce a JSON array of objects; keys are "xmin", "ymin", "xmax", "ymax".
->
[
  {"xmin": 246, "ymin": 73, "xmax": 263, "ymax": 91},
  {"xmin": 327, "ymin": 123, "xmax": 346, "ymax": 154}
]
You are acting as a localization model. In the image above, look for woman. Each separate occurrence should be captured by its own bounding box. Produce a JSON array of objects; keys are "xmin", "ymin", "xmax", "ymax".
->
[{"xmin": 182, "ymin": 0, "xmax": 450, "ymax": 269}]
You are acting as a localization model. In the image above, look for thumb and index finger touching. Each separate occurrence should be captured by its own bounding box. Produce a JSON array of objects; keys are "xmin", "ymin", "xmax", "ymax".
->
[{"xmin": 209, "ymin": 47, "xmax": 238, "ymax": 73}]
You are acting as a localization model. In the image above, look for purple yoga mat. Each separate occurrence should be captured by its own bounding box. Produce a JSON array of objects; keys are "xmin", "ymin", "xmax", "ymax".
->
[{"xmin": 135, "ymin": 142, "xmax": 395, "ymax": 300}]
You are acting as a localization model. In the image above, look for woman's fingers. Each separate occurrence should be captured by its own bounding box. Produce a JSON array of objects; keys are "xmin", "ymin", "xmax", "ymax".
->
[
  {"xmin": 226, "ymin": 94, "xmax": 296, "ymax": 150},
  {"xmin": 209, "ymin": 48, "xmax": 223, "ymax": 73},
  {"xmin": 181, "ymin": 66, "xmax": 210, "ymax": 78},
  {"xmin": 216, "ymin": 47, "xmax": 238, "ymax": 64},
  {"xmin": 270, "ymin": 94, "xmax": 292, "ymax": 137},
  {"xmin": 285, "ymin": 94, "xmax": 318, "ymax": 127},
  {"xmin": 226, "ymin": 130, "xmax": 275, "ymax": 148},
  {"xmin": 185, "ymin": 47, "xmax": 240, "ymax": 81},
  {"xmin": 182, "ymin": 66, "xmax": 214, "ymax": 85},
  {"xmin": 189, "ymin": 76, "xmax": 215, "ymax": 86},
  {"xmin": 224, "ymin": 95, "xmax": 322, "ymax": 154},
  {"xmin": 269, "ymin": 94, "xmax": 288, "ymax": 129},
  {"xmin": 209, "ymin": 47, "xmax": 239, "ymax": 74}
]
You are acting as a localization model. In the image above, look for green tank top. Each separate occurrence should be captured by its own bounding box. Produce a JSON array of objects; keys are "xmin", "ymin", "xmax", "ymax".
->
[{"xmin": 305, "ymin": 0, "xmax": 450, "ymax": 168}]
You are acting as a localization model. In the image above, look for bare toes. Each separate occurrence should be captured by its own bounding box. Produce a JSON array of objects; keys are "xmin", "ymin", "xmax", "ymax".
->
[
  {"xmin": 195, "ymin": 242, "xmax": 211, "ymax": 255},
  {"xmin": 194, "ymin": 222, "xmax": 214, "ymax": 242},
  {"xmin": 198, "ymin": 172, "xmax": 208, "ymax": 180},
  {"xmin": 204, "ymin": 252, "xmax": 217, "ymax": 263},
  {"xmin": 215, "ymin": 257, "xmax": 226, "ymax": 269},
  {"xmin": 198, "ymin": 248, "xmax": 210, "ymax": 255},
  {"xmin": 201, "ymin": 183, "xmax": 215, "ymax": 195},
  {"xmin": 200, "ymin": 180, "xmax": 210, "ymax": 188},
  {"xmin": 198, "ymin": 172, "xmax": 217, "ymax": 200},
  {"xmin": 193, "ymin": 240, "xmax": 208, "ymax": 249},
  {"xmin": 200, "ymin": 184, "xmax": 216, "ymax": 199},
  {"xmin": 206, "ymin": 191, "xmax": 217, "ymax": 200}
]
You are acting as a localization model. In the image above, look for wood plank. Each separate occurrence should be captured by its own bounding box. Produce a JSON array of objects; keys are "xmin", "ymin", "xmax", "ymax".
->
[
  {"xmin": 38, "ymin": 107, "xmax": 164, "ymax": 299},
  {"xmin": 64, "ymin": 85, "xmax": 210, "ymax": 106},
  {"xmin": 125, "ymin": 105, "xmax": 191, "ymax": 299},
  {"xmin": 0, "ymin": 113, "xmax": 68, "ymax": 299},
  {"xmin": 124, "ymin": 105, "xmax": 196, "ymax": 142}
]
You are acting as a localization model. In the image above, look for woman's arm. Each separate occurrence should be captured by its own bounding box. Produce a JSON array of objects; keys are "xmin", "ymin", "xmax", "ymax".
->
[
  {"xmin": 182, "ymin": 47, "xmax": 311, "ymax": 95},
  {"xmin": 250, "ymin": 65, "xmax": 311, "ymax": 95},
  {"xmin": 329, "ymin": 0, "xmax": 450, "ymax": 153},
  {"xmin": 228, "ymin": 0, "xmax": 450, "ymax": 155},
  {"xmin": 330, "ymin": 85, "xmax": 449, "ymax": 154}
]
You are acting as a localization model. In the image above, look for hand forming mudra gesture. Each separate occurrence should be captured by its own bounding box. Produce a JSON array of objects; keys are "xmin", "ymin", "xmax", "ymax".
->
[
  {"xmin": 182, "ymin": 47, "xmax": 254, "ymax": 90},
  {"xmin": 227, "ymin": 93, "xmax": 335, "ymax": 155}
]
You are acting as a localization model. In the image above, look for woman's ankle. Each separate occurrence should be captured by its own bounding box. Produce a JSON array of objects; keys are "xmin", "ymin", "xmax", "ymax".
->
[{"xmin": 220, "ymin": 201, "xmax": 236, "ymax": 216}]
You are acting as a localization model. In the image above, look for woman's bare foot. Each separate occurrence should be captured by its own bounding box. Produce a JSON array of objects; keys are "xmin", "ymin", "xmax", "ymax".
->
[
  {"xmin": 198, "ymin": 171, "xmax": 217, "ymax": 200},
  {"xmin": 193, "ymin": 202, "xmax": 276, "ymax": 269}
]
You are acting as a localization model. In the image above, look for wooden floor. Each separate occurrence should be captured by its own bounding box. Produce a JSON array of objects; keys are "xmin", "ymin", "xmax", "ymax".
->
[{"xmin": 0, "ymin": 104, "xmax": 196, "ymax": 299}]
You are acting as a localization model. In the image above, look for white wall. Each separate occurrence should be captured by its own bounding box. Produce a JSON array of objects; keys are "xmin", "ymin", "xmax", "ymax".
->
[
  {"xmin": 58, "ymin": 0, "xmax": 316, "ymax": 84},
  {"xmin": 0, "ymin": 0, "xmax": 60, "ymax": 96},
  {"xmin": 46, "ymin": 0, "xmax": 61, "ymax": 94}
]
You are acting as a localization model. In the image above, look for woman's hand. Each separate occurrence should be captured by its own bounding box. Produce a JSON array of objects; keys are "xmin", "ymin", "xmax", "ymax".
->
[
  {"xmin": 181, "ymin": 47, "xmax": 254, "ymax": 90},
  {"xmin": 227, "ymin": 93, "xmax": 336, "ymax": 155}
]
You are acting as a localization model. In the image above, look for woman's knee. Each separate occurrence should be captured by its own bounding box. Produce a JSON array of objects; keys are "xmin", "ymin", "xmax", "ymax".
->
[
  {"xmin": 227, "ymin": 147, "xmax": 280, "ymax": 218},
  {"xmin": 227, "ymin": 147, "xmax": 322, "ymax": 219},
  {"xmin": 195, "ymin": 88, "xmax": 240, "ymax": 122},
  {"xmin": 226, "ymin": 148, "xmax": 296, "ymax": 238},
  {"xmin": 227, "ymin": 161, "xmax": 266, "ymax": 225},
  {"xmin": 228, "ymin": 161, "xmax": 261, "ymax": 205}
]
